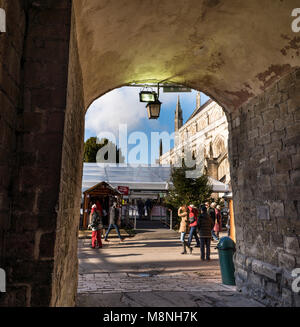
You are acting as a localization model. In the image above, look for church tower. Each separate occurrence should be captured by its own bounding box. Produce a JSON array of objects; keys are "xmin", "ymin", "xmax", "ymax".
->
[
  {"xmin": 196, "ymin": 91, "xmax": 201, "ymax": 109},
  {"xmin": 174, "ymin": 95, "xmax": 183, "ymax": 149},
  {"xmin": 174, "ymin": 95, "xmax": 183, "ymax": 132}
]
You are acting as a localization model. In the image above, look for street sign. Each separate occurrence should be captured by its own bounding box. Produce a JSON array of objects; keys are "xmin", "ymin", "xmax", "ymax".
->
[
  {"xmin": 118, "ymin": 186, "xmax": 129, "ymax": 195},
  {"xmin": 163, "ymin": 86, "xmax": 191, "ymax": 93}
]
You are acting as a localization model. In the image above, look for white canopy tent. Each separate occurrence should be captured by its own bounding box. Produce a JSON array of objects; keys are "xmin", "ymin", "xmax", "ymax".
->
[{"xmin": 82, "ymin": 163, "xmax": 230, "ymax": 195}]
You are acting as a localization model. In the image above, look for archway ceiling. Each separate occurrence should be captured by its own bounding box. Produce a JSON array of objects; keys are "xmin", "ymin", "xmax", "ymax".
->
[{"xmin": 73, "ymin": 0, "xmax": 300, "ymax": 111}]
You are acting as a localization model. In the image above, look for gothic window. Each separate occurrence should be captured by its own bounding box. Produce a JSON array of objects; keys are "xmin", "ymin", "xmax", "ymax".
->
[{"xmin": 212, "ymin": 136, "xmax": 226, "ymax": 158}]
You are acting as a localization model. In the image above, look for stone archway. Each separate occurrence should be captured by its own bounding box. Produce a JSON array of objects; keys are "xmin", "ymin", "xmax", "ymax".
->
[{"xmin": 0, "ymin": 0, "xmax": 299, "ymax": 306}]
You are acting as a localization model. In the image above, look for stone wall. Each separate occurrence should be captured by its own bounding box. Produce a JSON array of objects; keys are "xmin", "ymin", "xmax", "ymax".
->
[
  {"xmin": 228, "ymin": 69, "xmax": 300, "ymax": 306},
  {"xmin": 0, "ymin": 0, "xmax": 73, "ymax": 306},
  {"xmin": 0, "ymin": 0, "xmax": 26, "ymax": 302},
  {"xmin": 50, "ymin": 6, "xmax": 85, "ymax": 307}
]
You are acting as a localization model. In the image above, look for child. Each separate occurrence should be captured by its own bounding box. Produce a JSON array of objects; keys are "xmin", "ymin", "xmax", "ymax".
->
[{"xmin": 89, "ymin": 204, "xmax": 103, "ymax": 249}]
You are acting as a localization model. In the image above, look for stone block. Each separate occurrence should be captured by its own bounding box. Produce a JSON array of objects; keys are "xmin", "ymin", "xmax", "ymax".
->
[
  {"xmin": 282, "ymin": 288, "xmax": 293, "ymax": 307},
  {"xmin": 256, "ymin": 205, "xmax": 270, "ymax": 220},
  {"xmin": 236, "ymin": 268, "xmax": 248, "ymax": 282},
  {"xmin": 256, "ymin": 134, "xmax": 271, "ymax": 146},
  {"xmin": 265, "ymin": 281, "xmax": 280, "ymax": 298},
  {"xmin": 39, "ymin": 232, "xmax": 56, "ymax": 258},
  {"xmin": 290, "ymin": 170, "xmax": 300, "ymax": 185},
  {"xmin": 278, "ymin": 252, "xmax": 296, "ymax": 270},
  {"xmin": 291, "ymin": 154, "xmax": 300, "ymax": 170},
  {"xmin": 275, "ymin": 157, "xmax": 292, "ymax": 173},
  {"xmin": 284, "ymin": 236, "xmax": 300, "ymax": 256},
  {"xmin": 267, "ymin": 200, "xmax": 284, "ymax": 218},
  {"xmin": 234, "ymin": 252, "xmax": 246, "ymax": 267},
  {"xmin": 260, "ymin": 122, "xmax": 274, "ymax": 137},
  {"xmin": 251, "ymin": 259, "xmax": 282, "ymax": 281},
  {"xmin": 248, "ymin": 128, "xmax": 259, "ymax": 140},
  {"xmin": 270, "ymin": 233, "xmax": 284, "ymax": 249},
  {"xmin": 30, "ymin": 284, "xmax": 52, "ymax": 307},
  {"xmin": 245, "ymin": 256, "xmax": 254, "ymax": 269}
]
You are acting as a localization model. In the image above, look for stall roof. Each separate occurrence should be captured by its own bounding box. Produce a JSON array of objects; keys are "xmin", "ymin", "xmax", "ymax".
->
[
  {"xmin": 82, "ymin": 163, "xmax": 230, "ymax": 193},
  {"xmin": 83, "ymin": 181, "xmax": 122, "ymax": 196}
]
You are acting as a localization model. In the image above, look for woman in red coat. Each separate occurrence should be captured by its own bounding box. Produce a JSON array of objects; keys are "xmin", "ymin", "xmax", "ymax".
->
[{"xmin": 187, "ymin": 204, "xmax": 201, "ymax": 251}]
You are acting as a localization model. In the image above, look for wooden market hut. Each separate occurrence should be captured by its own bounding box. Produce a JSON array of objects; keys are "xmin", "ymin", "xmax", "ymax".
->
[{"xmin": 82, "ymin": 181, "xmax": 122, "ymax": 229}]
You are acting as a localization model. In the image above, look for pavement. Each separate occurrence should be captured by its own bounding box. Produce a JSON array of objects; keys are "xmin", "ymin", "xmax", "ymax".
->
[{"xmin": 77, "ymin": 220, "xmax": 264, "ymax": 307}]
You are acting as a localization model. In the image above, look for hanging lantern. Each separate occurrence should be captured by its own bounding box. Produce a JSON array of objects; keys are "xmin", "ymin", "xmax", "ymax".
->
[{"xmin": 146, "ymin": 99, "xmax": 162, "ymax": 119}]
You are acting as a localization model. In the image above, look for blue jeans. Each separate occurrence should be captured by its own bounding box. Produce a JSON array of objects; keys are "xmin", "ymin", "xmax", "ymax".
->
[
  {"xmin": 180, "ymin": 232, "xmax": 186, "ymax": 243},
  {"xmin": 211, "ymin": 230, "xmax": 219, "ymax": 241},
  {"xmin": 200, "ymin": 237, "xmax": 211, "ymax": 259},
  {"xmin": 187, "ymin": 226, "xmax": 200, "ymax": 247},
  {"xmin": 105, "ymin": 224, "xmax": 122, "ymax": 239}
]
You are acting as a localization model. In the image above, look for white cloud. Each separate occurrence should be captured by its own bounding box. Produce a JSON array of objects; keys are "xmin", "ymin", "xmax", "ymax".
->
[{"xmin": 85, "ymin": 87, "xmax": 148, "ymax": 138}]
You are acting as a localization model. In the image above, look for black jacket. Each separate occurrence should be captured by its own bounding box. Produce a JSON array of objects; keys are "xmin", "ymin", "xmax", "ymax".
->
[
  {"xmin": 208, "ymin": 207, "xmax": 216, "ymax": 224},
  {"xmin": 198, "ymin": 213, "xmax": 214, "ymax": 238}
]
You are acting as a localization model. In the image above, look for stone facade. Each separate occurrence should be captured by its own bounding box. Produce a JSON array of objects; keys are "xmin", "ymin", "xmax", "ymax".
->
[
  {"xmin": 229, "ymin": 70, "xmax": 300, "ymax": 307},
  {"xmin": 160, "ymin": 96, "xmax": 231, "ymax": 186}
]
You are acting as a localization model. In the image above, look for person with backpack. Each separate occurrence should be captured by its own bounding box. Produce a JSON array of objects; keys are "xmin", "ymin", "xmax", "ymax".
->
[
  {"xmin": 104, "ymin": 201, "xmax": 125, "ymax": 242},
  {"xmin": 88, "ymin": 204, "xmax": 103, "ymax": 249},
  {"xmin": 198, "ymin": 205, "xmax": 215, "ymax": 260},
  {"xmin": 186, "ymin": 204, "xmax": 200, "ymax": 252}
]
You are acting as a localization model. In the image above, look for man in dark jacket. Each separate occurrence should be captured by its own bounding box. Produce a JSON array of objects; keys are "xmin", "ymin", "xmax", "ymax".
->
[
  {"xmin": 104, "ymin": 201, "xmax": 124, "ymax": 242},
  {"xmin": 198, "ymin": 205, "xmax": 215, "ymax": 260}
]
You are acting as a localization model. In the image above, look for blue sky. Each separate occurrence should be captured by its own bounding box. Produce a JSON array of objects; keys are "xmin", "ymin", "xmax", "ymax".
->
[{"xmin": 85, "ymin": 87, "xmax": 210, "ymax": 164}]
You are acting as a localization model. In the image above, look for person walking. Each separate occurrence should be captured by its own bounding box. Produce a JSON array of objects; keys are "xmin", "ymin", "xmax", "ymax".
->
[
  {"xmin": 88, "ymin": 204, "xmax": 103, "ymax": 249},
  {"xmin": 206, "ymin": 202, "xmax": 219, "ymax": 241},
  {"xmin": 145, "ymin": 199, "xmax": 153, "ymax": 219},
  {"xmin": 187, "ymin": 204, "xmax": 200, "ymax": 252},
  {"xmin": 178, "ymin": 204, "xmax": 192, "ymax": 254},
  {"xmin": 137, "ymin": 199, "xmax": 145, "ymax": 220},
  {"xmin": 214, "ymin": 205, "xmax": 222, "ymax": 239},
  {"xmin": 104, "ymin": 201, "xmax": 124, "ymax": 242},
  {"xmin": 198, "ymin": 205, "xmax": 214, "ymax": 260}
]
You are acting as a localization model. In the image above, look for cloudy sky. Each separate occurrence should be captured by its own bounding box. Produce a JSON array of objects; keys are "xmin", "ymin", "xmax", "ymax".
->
[{"xmin": 85, "ymin": 87, "xmax": 210, "ymax": 164}]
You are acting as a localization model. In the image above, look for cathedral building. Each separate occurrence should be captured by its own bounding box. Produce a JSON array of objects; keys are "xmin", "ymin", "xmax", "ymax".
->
[{"xmin": 159, "ymin": 92, "xmax": 231, "ymax": 187}]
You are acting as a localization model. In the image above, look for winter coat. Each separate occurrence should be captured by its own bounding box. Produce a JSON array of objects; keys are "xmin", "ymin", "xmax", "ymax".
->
[
  {"xmin": 214, "ymin": 209, "xmax": 222, "ymax": 232},
  {"xmin": 198, "ymin": 213, "xmax": 214, "ymax": 238},
  {"xmin": 178, "ymin": 207, "xmax": 189, "ymax": 233},
  {"xmin": 188, "ymin": 206, "xmax": 198, "ymax": 227},
  {"xmin": 91, "ymin": 212, "xmax": 103, "ymax": 231},
  {"xmin": 208, "ymin": 207, "xmax": 216, "ymax": 224}
]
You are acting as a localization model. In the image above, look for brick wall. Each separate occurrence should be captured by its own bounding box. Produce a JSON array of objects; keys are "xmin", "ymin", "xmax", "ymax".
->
[{"xmin": 228, "ymin": 69, "xmax": 300, "ymax": 306}]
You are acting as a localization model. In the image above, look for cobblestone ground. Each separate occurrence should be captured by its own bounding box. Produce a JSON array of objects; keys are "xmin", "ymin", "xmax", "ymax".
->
[{"xmin": 77, "ymin": 223, "xmax": 264, "ymax": 307}]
